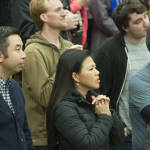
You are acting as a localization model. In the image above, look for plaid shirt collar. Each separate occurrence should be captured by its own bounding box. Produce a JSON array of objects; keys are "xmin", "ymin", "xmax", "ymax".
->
[
  {"xmin": 0, "ymin": 77, "xmax": 10, "ymax": 89},
  {"xmin": 0, "ymin": 77, "xmax": 15, "ymax": 114}
]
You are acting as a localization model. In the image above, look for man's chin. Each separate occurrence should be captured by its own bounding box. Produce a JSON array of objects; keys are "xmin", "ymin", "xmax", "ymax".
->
[
  {"xmin": 14, "ymin": 68, "xmax": 23, "ymax": 74},
  {"xmin": 60, "ymin": 24, "xmax": 68, "ymax": 30}
]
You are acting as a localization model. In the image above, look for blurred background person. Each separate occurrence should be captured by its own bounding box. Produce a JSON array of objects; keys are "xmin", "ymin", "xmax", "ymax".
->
[
  {"xmin": 0, "ymin": 0, "xmax": 11, "ymax": 26},
  {"xmin": 88, "ymin": 0, "xmax": 122, "ymax": 53},
  {"xmin": 61, "ymin": 0, "xmax": 88, "ymax": 46},
  {"xmin": 140, "ymin": 0, "xmax": 150, "ymax": 18}
]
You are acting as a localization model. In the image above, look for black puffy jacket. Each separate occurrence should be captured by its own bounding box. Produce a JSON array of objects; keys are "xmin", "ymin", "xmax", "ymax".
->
[{"xmin": 54, "ymin": 90, "xmax": 124, "ymax": 150}]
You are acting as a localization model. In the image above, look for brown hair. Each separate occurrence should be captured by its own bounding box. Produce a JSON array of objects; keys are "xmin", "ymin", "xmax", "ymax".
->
[
  {"xmin": 29, "ymin": 0, "xmax": 48, "ymax": 30},
  {"xmin": 113, "ymin": 1, "xmax": 146, "ymax": 34}
]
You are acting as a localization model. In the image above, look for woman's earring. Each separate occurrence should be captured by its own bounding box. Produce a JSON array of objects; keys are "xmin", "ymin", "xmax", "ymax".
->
[{"xmin": 76, "ymin": 82, "xmax": 80, "ymax": 86}]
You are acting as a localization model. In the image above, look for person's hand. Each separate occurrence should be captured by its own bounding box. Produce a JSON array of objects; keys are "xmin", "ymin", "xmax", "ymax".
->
[
  {"xmin": 91, "ymin": 95, "xmax": 111, "ymax": 116},
  {"xmin": 66, "ymin": 44, "xmax": 83, "ymax": 50},
  {"xmin": 64, "ymin": 10, "xmax": 79, "ymax": 30},
  {"xmin": 124, "ymin": 127, "xmax": 131, "ymax": 136}
]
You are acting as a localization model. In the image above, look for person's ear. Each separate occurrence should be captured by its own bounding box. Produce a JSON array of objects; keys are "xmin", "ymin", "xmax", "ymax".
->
[
  {"xmin": 72, "ymin": 72, "xmax": 80, "ymax": 83},
  {"xmin": 0, "ymin": 51, "xmax": 5, "ymax": 63},
  {"xmin": 40, "ymin": 13, "xmax": 48, "ymax": 23},
  {"xmin": 122, "ymin": 26, "xmax": 128, "ymax": 33}
]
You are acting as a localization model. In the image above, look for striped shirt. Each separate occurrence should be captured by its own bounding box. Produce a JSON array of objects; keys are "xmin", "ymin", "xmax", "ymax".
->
[{"xmin": 119, "ymin": 38, "xmax": 150, "ymax": 130}]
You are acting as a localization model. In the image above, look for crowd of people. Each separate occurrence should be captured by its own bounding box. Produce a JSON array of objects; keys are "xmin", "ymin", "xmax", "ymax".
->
[{"xmin": 0, "ymin": 0, "xmax": 150, "ymax": 150}]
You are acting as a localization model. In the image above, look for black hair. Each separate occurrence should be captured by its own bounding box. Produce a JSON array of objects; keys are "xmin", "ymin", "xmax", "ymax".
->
[
  {"xmin": 46, "ymin": 49, "xmax": 90, "ymax": 146},
  {"xmin": 113, "ymin": 1, "xmax": 146, "ymax": 34},
  {"xmin": 0, "ymin": 26, "xmax": 18, "ymax": 58}
]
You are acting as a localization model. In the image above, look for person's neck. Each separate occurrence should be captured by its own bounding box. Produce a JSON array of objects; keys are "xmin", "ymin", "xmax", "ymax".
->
[
  {"xmin": 41, "ymin": 26, "xmax": 60, "ymax": 48},
  {"xmin": 76, "ymin": 86, "xmax": 88, "ymax": 99},
  {"xmin": 124, "ymin": 34, "xmax": 145, "ymax": 45},
  {"xmin": 0, "ymin": 67, "xmax": 10, "ymax": 81}
]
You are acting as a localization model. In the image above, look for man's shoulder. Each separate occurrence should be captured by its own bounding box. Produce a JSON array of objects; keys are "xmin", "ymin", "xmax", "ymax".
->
[
  {"xmin": 93, "ymin": 33, "xmax": 124, "ymax": 60},
  {"xmin": 9, "ymin": 79, "xmax": 22, "ymax": 90},
  {"xmin": 9, "ymin": 79, "xmax": 24, "ymax": 99},
  {"xmin": 59, "ymin": 36, "xmax": 73, "ymax": 47},
  {"xmin": 97, "ymin": 33, "xmax": 124, "ymax": 52},
  {"xmin": 24, "ymin": 31, "xmax": 50, "ymax": 51},
  {"xmin": 129, "ymin": 65, "xmax": 150, "ymax": 91},
  {"xmin": 10, "ymin": 79, "xmax": 19, "ymax": 86},
  {"xmin": 24, "ymin": 42, "xmax": 45, "ymax": 53},
  {"xmin": 24, "ymin": 41, "xmax": 54, "ymax": 56}
]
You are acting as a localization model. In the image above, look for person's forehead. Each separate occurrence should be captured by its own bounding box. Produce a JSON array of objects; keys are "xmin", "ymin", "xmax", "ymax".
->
[
  {"xmin": 82, "ymin": 57, "xmax": 95, "ymax": 67},
  {"xmin": 8, "ymin": 35, "xmax": 23, "ymax": 47},
  {"xmin": 129, "ymin": 12, "xmax": 145, "ymax": 21},
  {"xmin": 45, "ymin": 0, "xmax": 62, "ymax": 10}
]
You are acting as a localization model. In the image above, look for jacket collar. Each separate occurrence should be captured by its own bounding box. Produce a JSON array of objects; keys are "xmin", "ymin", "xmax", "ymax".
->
[
  {"xmin": 70, "ymin": 89, "xmax": 98, "ymax": 106},
  {"xmin": 115, "ymin": 32, "xmax": 126, "ymax": 47}
]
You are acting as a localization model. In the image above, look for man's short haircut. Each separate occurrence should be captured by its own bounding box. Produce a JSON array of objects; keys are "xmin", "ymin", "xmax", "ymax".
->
[
  {"xmin": 29, "ymin": 0, "xmax": 48, "ymax": 30},
  {"xmin": 113, "ymin": 1, "xmax": 146, "ymax": 34},
  {"xmin": 0, "ymin": 26, "xmax": 18, "ymax": 58}
]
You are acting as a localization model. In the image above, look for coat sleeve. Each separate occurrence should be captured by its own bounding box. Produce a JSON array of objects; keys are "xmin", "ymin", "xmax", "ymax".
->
[
  {"xmin": 22, "ymin": 48, "xmax": 54, "ymax": 108},
  {"xmin": 88, "ymin": 0, "xmax": 118, "ymax": 36},
  {"xmin": 23, "ymin": 113, "xmax": 34, "ymax": 150},
  {"xmin": 54, "ymin": 101, "xmax": 114, "ymax": 150},
  {"xmin": 109, "ymin": 109, "xmax": 125, "ymax": 145}
]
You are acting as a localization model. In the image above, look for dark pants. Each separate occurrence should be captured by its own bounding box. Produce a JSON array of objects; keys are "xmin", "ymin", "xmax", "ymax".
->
[
  {"xmin": 110, "ymin": 135, "xmax": 132, "ymax": 150},
  {"xmin": 35, "ymin": 145, "xmax": 59, "ymax": 150}
]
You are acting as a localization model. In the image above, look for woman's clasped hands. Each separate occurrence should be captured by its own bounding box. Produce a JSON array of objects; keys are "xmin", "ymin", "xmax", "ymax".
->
[{"xmin": 91, "ymin": 95, "xmax": 111, "ymax": 116}]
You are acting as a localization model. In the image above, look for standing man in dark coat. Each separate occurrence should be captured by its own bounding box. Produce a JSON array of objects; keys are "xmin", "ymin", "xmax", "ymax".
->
[{"xmin": 0, "ymin": 26, "xmax": 34, "ymax": 150}]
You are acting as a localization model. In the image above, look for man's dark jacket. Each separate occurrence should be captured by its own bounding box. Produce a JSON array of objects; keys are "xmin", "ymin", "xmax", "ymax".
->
[
  {"xmin": 0, "ymin": 79, "xmax": 34, "ymax": 150},
  {"xmin": 54, "ymin": 90, "xmax": 124, "ymax": 150},
  {"xmin": 93, "ymin": 33, "xmax": 128, "ymax": 111},
  {"xmin": 11, "ymin": 0, "xmax": 37, "ymax": 45},
  {"xmin": 144, "ymin": 124, "xmax": 150, "ymax": 150}
]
